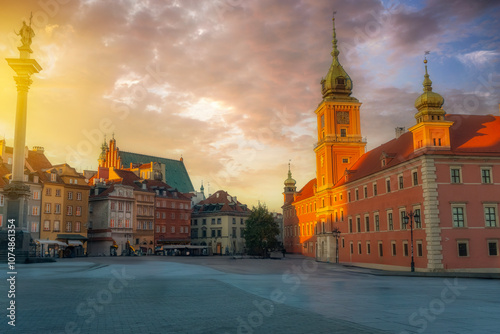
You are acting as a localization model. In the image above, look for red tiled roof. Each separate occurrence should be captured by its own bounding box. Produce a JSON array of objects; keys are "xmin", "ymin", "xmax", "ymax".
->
[
  {"xmin": 144, "ymin": 179, "xmax": 190, "ymax": 200},
  {"xmin": 336, "ymin": 114, "xmax": 500, "ymax": 186},
  {"xmin": 194, "ymin": 190, "xmax": 249, "ymax": 213},
  {"xmin": 26, "ymin": 150, "xmax": 53, "ymax": 172},
  {"xmin": 448, "ymin": 114, "xmax": 500, "ymax": 153},
  {"xmin": 294, "ymin": 178, "xmax": 317, "ymax": 202}
]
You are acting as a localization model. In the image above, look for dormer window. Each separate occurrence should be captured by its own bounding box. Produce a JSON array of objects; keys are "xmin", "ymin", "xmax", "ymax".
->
[{"xmin": 337, "ymin": 77, "xmax": 345, "ymax": 86}]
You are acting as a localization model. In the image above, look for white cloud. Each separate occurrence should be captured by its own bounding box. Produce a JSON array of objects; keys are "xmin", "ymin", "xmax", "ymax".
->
[{"xmin": 457, "ymin": 50, "xmax": 499, "ymax": 68}]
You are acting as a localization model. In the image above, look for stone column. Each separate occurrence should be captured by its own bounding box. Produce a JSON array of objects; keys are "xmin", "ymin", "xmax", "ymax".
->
[{"xmin": 0, "ymin": 25, "xmax": 42, "ymax": 262}]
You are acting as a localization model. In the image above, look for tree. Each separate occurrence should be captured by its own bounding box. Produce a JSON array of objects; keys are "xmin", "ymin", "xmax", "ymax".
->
[{"xmin": 243, "ymin": 204, "xmax": 280, "ymax": 257}]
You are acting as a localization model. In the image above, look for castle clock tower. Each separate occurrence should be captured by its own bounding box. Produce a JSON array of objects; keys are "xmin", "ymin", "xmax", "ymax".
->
[{"xmin": 314, "ymin": 15, "xmax": 366, "ymax": 191}]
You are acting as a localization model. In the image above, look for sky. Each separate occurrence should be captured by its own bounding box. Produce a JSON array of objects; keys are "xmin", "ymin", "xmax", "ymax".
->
[{"xmin": 0, "ymin": 0, "xmax": 499, "ymax": 212}]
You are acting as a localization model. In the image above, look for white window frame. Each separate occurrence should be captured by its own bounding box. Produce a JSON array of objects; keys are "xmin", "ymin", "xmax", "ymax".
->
[
  {"xmin": 451, "ymin": 204, "xmax": 467, "ymax": 228},
  {"xmin": 484, "ymin": 204, "xmax": 498, "ymax": 227},
  {"xmin": 450, "ymin": 166, "xmax": 462, "ymax": 184}
]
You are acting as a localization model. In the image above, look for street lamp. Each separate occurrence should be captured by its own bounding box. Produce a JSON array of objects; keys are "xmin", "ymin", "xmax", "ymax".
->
[
  {"xmin": 332, "ymin": 227, "xmax": 341, "ymax": 263},
  {"xmin": 404, "ymin": 211, "xmax": 420, "ymax": 272}
]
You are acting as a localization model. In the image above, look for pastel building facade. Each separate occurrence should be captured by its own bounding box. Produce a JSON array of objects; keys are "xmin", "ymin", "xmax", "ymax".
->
[
  {"xmin": 282, "ymin": 16, "xmax": 500, "ymax": 272},
  {"xmin": 191, "ymin": 190, "xmax": 250, "ymax": 255}
]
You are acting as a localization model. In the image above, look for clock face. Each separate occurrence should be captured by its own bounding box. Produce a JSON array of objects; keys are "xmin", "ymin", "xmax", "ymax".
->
[{"xmin": 337, "ymin": 111, "xmax": 349, "ymax": 124}]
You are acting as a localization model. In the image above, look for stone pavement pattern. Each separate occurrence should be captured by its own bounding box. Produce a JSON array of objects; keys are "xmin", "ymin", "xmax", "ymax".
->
[{"xmin": 0, "ymin": 256, "xmax": 498, "ymax": 333}]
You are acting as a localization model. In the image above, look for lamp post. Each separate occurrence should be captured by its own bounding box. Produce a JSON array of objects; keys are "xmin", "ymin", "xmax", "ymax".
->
[
  {"xmin": 332, "ymin": 227, "xmax": 341, "ymax": 263},
  {"xmin": 404, "ymin": 211, "xmax": 420, "ymax": 272}
]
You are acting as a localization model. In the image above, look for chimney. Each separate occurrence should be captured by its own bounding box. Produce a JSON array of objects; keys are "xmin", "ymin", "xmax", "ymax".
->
[
  {"xmin": 395, "ymin": 127, "xmax": 406, "ymax": 139},
  {"xmin": 32, "ymin": 146, "xmax": 45, "ymax": 153}
]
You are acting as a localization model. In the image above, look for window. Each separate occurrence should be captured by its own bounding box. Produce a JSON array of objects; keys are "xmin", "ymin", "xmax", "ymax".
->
[
  {"xmin": 126, "ymin": 202, "xmax": 131, "ymax": 212},
  {"xmin": 32, "ymin": 206, "xmax": 39, "ymax": 216},
  {"xmin": 457, "ymin": 241, "xmax": 468, "ymax": 257},
  {"xmin": 232, "ymin": 227, "xmax": 237, "ymax": 238},
  {"xmin": 33, "ymin": 191, "xmax": 40, "ymax": 200},
  {"xmin": 232, "ymin": 218, "xmax": 236, "ymax": 224},
  {"xmin": 217, "ymin": 218, "xmax": 221, "ymax": 225},
  {"xmin": 488, "ymin": 241, "xmax": 498, "ymax": 256},
  {"xmin": 51, "ymin": 173, "xmax": 56, "ymax": 182},
  {"xmin": 378, "ymin": 242, "xmax": 383, "ymax": 257},
  {"xmin": 217, "ymin": 229, "xmax": 221, "ymax": 237},
  {"xmin": 75, "ymin": 222, "xmax": 81, "ymax": 232},
  {"xmin": 342, "ymin": 158, "xmax": 349, "ymax": 163},
  {"xmin": 203, "ymin": 219, "xmax": 207, "ymax": 225},
  {"xmin": 55, "ymin": 189, "xmax": 61, "ymax": 197},
  {"xmin": 45, "ymin": 203, "xmax": 51, "ymax": 213},
  {"xmin": 110, "ymin": 219, "xmax": 115, "ymax": 228},
  {"xmin": 162, "ymin": 226, "xmax": 166, "ymax": 233},
  {"xmin": 365, "ymin": 216, "xmax": 370, "ymax": 232},
  {"xmin": 45, "ymin": 188, "xmax": 52, "ymax": 196},
  {"xmin": 417, "ymin": 241, "xmax": 423, "ymax": 257},
  {"xmin": 172, "ymin": 226, "xmax": 176, "ymax": 233},
  {"xmin": 373, "ymin": 183, "xmax": 377, "ymax": 196},
  {"xmin": 118, "ymin": 202, "xmax": 124, "ymax": 211},
  {"xmin": 340, "ymin": 128, "xmax": 347, "ymax": 137},
  {"xmin": 348, "ymin": 218, "xmax": 353, "ymax": 233},
  {"xmin": 350, "ymin": 242, "xmax": 353, "ymax": 254},
  {"xmin": 481, "ymin": 168, "xmax": 492, "ymax": 184},
  {"xmin": 77, "ymin": 192, "xmax": 82, "ymax": 201},
  {"xmin": 76, "ymin": 206, "xmax": 82, "ymax": 216},
  {"xmin": 375, "ymin": 214, "xmax": 380, "ymax": 231},
  {"xmin": 388, "ymin": 212, "xmax": 393, "ymax": 230},
  {"xmin": 320, "ymin": 114, "xmax": 325, "ymax": 128},
  {"xmin": 358, "ymin": 242, "xmax": 362, "ymax": 255},
  {"xmin": 400, "ymin": 210, "xmax": 407, "ymax": 230},
  {"xmin": 241, "ymin": 219, "xmax": 244, "ymax": 225},
  {"xmin": 55, "ymin": 204, "xmax": 61, "ymax": 214},
  {"xmin": 171, "ymin": 202, "xmax": 175, "ymax": 209},
  {"xmin": 452, "ymin": 206, "xmax": 466, "ymax": 227},
  {"xmin": 413, "ymin": 171, "xmax": 418, "ymax": 186},
  {"xmin": 391, "ymin": 242, "xmax": 397, "ymax": 256},
  {"xmin": 43, "ymin": 220, "xmax": 50, "ymax": 231},
  {"xmin": 386, "ymin": 179, "xmax": 391, "ymax": 193},
  {"xmin": 414, "ymin": 209, "xmax": 422, "ymax": 228},
  {"xmin": 399, "ymin": 175, "xmax": 404, "ymax": 190},
  {"xmin": 125, "ymin": 219, "xmax": 131, "ymax": 228},
  {"xmin": 355, "ymin": 189, "xmax": 359, "ymax": 201},
  {"xmin": 356, "ymin": 217, "xmax": 361, "ymax": 232},
  {"xmin": 31, "ymin": 222, "xmax": 39, "ymax": 232},
  {"xmin": 348, "ymin": 192, "xmax": 351, "ymax": 202},
  {"xmin": 67, "ymin": 192, "xmax": 73, "ymax": 200},
  {"xmin": 66, "ymin": 221, "xmax": 72, "ymax": 232},
  {"xmin": 67, "ymin": 206, "xmax": 73, "ymax": 216},
  {"xmin": 364, "ymin": 186, "xmax": 368, "ymax": 199},
  {"xmin": 340, "ymin": 210, "xmax": 344, "ymax": 221},
  {"xmin": 211, "ymin": 218, "xmax": 215, "ymax": 225},
  {"xmin": 451, "ymin": 168, "xmax": 461, "ymax": 184},
  {"xmin": 403, "ymin": 242, "xmax": 409, "ymax": 257},
  {"xmin": 484, "ymin": 206, "xmax": 497, "ymax": 227},
  {"xmin": 366, "ymin": 242, "xmax": 371, "ymax": 254},
  {"xmin": 54, "ymin": 220, "xmax": 60, "ymax": 232}
]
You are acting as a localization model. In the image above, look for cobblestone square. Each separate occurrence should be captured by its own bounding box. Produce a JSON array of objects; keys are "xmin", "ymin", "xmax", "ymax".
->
[{"xmin": 1, "ymin": 255, "xmax": 498, "ymax": 333}]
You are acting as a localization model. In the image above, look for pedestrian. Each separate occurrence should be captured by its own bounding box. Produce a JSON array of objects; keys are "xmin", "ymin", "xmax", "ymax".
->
[{"xmin": 282, "ymin": 248, "xmax": 286, "ymax": 258}]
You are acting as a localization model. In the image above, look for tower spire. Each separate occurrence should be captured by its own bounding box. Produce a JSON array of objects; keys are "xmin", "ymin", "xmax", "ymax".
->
[
  {"xmin": 331, "ymin": 11, "xmax": 339, "ymax": 60},
  {"xmin": 320, "ymin": 12, "xmax": 356, "ymax": 101},
  {"xmin": 423, "ymin": 51, "xmax": 433, "ymax": 92}
]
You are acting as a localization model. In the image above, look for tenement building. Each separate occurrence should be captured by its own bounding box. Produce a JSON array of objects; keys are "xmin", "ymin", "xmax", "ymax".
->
[
  {"xmin": 191, "ymin": 190, "xmax": 250, "ymax": 255},
  {"xmin": 282, "ymin": 16, "xmax": 500, "ymax": 272}
]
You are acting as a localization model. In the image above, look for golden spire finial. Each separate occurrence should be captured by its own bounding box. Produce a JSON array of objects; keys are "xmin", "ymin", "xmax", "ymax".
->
[{"xmin": 422, "ymin": 51, "xmax": 432, "ymax": 92}]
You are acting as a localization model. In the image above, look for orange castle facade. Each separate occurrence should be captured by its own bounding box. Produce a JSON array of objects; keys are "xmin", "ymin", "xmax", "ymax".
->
[{"xmin": 283, "ymin": 16, "xmax": 500, "ymax": 272}]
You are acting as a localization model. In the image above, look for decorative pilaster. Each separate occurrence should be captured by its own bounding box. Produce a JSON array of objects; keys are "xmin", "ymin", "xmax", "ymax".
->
[{"xmin": 420, "ymin": 156, "xmax": 444, "ymax": 271}]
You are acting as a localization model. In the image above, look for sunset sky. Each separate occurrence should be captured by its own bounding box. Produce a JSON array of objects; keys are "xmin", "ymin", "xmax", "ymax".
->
[{"xmin": 1, "ymin": 0, "xmax": 499, "ymax": 211}]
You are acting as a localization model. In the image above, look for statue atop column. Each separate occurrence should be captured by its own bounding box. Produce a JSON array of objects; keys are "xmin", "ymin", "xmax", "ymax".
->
[{"xmin": 15, "ymin": 14, "xmax": 35, "ymax": 49}]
